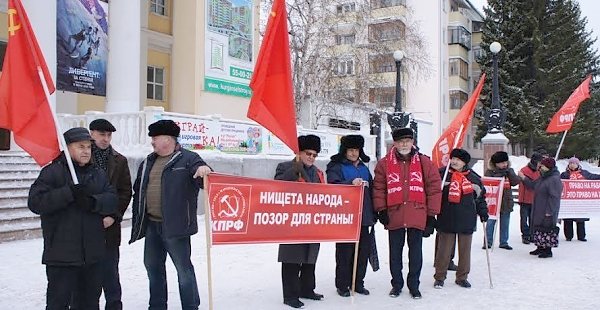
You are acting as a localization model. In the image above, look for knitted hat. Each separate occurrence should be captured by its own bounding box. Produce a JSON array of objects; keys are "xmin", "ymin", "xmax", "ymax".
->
[
  {"xmin": 540, "ymin": 157, "xmax": 556, "ymax": 170},
  {"xmin": 450, "ymin": 148, "xmax": 471, "ymax": 165},
  {"xmin": 568, "ymin": 157, "xmax": 580, "ymax": 165},
  {"xmin": 63, "ymin": 127, "xmax": 93, "ymax": 144},
  {"xmin": 491, "ymin": 151, "xmax": 509, "ymax": 164},
  {"xmin": 298, "ymin": 134, "xmax": 321, "ymax": 153},
  {"xmin": 89, "ymin": 118, "xmax": 116, "ymax": 132},
  {"xmin": 339, "ymin": 134, "xmax": 370, "ymax": 162},
  {"xmin": 148, "ymin": 120, "xmax": 180, "ymax": 137},
  {"xmin": 392, "ymin": 128, "xmax": 414, "ymax": 141},
  {"xmin": 530, "ymin": 152, "xmax": 544, "ymax": 166}
]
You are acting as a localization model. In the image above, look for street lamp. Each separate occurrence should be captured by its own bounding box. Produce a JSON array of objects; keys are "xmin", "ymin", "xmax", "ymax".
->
[
  {"xmin": 486, "ymin": 41, "xmax": 504, "ymax": 134},
  {"xmin": 387, "ymin": 50, "xmax": 410, "ymax": 131}
]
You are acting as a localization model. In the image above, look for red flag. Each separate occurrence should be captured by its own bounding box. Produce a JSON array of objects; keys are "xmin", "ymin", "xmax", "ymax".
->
[
  {"xmin": 546, "ymin": 75, "xmax": 592, "ymax": 133},
  {"xmin": 247, "ymin": 0, "xmax": 299, "ymax": 153},
  {"xmin": 0, "ymin": 0, "xmax": 59, "ymax": 166},
  {"xmin": 432, "ymin": 73, "xmax": 486, "ymax": 168}
]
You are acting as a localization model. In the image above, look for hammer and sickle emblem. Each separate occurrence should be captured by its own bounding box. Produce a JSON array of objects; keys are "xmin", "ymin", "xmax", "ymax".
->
[
  {"xmin": 410, "ymin": 171, "xmax": 423, "ymax": 183},
  {"xmin": 450, "ymin": 181, "xmax": 460, "ymax": 192},
  {"xmin": 8, "ymin": 8, "xmax": 21, "ymax": 37},
  {"xmin": 387, "ymin": 173, "xmax": 400, "ymax": 184},
  {"xmin": 218, "ymin": 194, "xmax": 240, "ymax": 218}
]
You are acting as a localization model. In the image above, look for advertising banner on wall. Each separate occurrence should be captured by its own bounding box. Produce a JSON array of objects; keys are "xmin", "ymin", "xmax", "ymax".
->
[
  {"xmin": 207, "ymin": 173, "xmax": 363, "ymax": 245},
  {"xmin": 204, "ymin": 0, "xmax": 254, "ymax": 97},
  {"xmin": 56, "ymin": 0, "xmax": 108, "ymax": 96}
]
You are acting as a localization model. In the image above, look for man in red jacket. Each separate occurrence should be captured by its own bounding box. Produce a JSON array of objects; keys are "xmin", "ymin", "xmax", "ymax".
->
[
  {"xmin": 517, "ymin": 151, "xmax": 545, "ymax": 244},
  {"xmin": 373, "ymin": 128, "xmax": 442, "ymax": 299}
]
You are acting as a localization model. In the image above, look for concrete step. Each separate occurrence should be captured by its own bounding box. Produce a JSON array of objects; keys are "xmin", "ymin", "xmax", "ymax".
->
[
  {"xmin": 0, "ymin": 171, "xmax": 39, "ymax": 181},
  {"xmin": 0, "ymin": 217, "xmax": 42, "ymax": 243},
  {"xmin": 0, "ymin": 163, "xmax": 41, "ymax": 172},
  {"xmin": 0, "ymin": 189, "xmax": 29, "ymax": 199},
  {"xmin": 0, "ymin": 152, "xmax": 37, "ymax": 163},
  {"xmin": 0, "ymin": 196, "xmax": 28, "ymax": 210},
  {"xmin": 0, "ymin": 207, "xmax": 38, "ymax": 222}
]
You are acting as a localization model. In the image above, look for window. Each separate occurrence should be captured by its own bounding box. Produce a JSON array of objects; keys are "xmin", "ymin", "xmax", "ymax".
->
[
  {"xmin": 0, "ymin": 41, "xmax": 6, "ymax": 71},
  {"xmin": 336, "ymin": 2, "xmax": 356, "ymax": 15},
  {"xmin": 449, "ymin": 90, "xmax": 468, "ymax": 109},
  {"xmin": 472, "ymin": 21, "xmax": 484, "ymax": 32},
  {"xmin": 147, "ymin": 66, "xmax": 165, "ymax": 100},
  {"xmin": 473, "ymin": 45, "xmax": 485, "ymax": 60},
  {"xmin": 369, "ymin": 54, "xmax": 395, "ymax": 73},
  {"xmin": 448, "ymin": 26, "xmax": 471, "ymax": 50},
  {"xmin": 369, "ymin": 21, "xmax": 405, "ymax": 42},
  {"xmin": 371, "ymin": 0, "xmax": 406, "ymax": 9},
  {"xmin": 150, "ymin": 0, "xmax": 167, "ymax": 16},
  {"xmin": 369, "ymin": 87, "xmax": 406, "ymax": 108},
  {"xmin": 336, "ymin": 59, "xmax": 355, "ymax": 76},
  {"xmin": 449, "ymin": 58, "xmax": 469, "ymax": 80},
  {"xmin": 335, "ymin": 34, "xmax": 356, "ymax": 45}
]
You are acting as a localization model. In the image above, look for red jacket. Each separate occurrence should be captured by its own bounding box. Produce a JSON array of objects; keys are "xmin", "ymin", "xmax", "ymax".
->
[
  {"xmin": 518, "ymin": 164, "xmax": 540, "ymax": 204},
  {"xmin": 373, "ymin": 151, "xmax": 442, "ymax": 230}
]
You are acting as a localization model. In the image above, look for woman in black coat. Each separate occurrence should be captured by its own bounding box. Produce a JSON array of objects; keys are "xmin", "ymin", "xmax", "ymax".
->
[{"xmin": 530, "ymin": 157, "xmax": 563, "ymax": 258}]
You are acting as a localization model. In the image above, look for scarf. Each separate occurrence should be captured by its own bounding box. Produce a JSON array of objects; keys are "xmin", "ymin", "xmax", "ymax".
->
[
  {"xmin": 448, "ymin": 170, "xmax": 473, "ymax": 203},
  {"xmin": 569, "ymin": 170, "xmax": 584, "ymax": 180},
  {"xmin": 385, "ymin": 147, "xmax": 425, "ymax": 206},
  {"xmin": 92, "ymin": 144, "xmax": 111, "ymax": 172}
]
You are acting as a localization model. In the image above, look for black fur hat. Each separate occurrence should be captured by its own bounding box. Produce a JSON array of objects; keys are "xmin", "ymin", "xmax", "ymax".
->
[
  {"xmin": 392, "ymin": 128, "xmax": 414, "ymax": 141},
  {"xmin": 298, "ymin": 134, "xmax": 321, "ymax": 153},
  {"xmin": 339, "ymin": 135, "xmax": 370, "ymax": 162},
  {"xmin": 491, "ymin": 151, "xmax": 509, "ymax": 164},
  {"xmin": 450, "ymin": 148, "xmax": 471, "ymax": 165},
  {"xmin": 148, "ymin": 120, "xmax": 180, "ymax": 137}
]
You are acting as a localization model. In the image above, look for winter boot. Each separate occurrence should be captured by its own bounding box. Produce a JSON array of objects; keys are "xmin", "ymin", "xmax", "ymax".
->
[
  {"xmin": 538, "ymin": 247, "xmax": 553, "ymax": 258},
  {"xmin": 529, "ymin": 247, "xmax": 543, "ymax": 255}
]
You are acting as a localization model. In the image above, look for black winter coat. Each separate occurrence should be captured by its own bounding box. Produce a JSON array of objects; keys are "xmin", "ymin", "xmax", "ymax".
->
[
  {"xmin": 275, "ymin": 160, "xmax": 322, "ymax": 264},
  {"xmin": 28, "ymin": 154, "xmax": 118, "ymax": 266},
  {"xmin": 437, "ymin": 168, "xmax": 488, "ymax": 234},
  {"xmin": 129, "ymin": 147, "xmax": 211, "ymax": 243},
  {"xmin": 102, "ymin": 147, "xmax": 132, "ymax": 247},
  {"xmin": 531, "ymin": 167, "xmax": 563, "ymax": 229}
]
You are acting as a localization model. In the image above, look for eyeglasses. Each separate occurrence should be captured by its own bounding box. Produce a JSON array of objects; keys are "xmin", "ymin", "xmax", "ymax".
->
[{"xmin": 303, "ymin": 151, "xmax": 318, "ymax": 158}]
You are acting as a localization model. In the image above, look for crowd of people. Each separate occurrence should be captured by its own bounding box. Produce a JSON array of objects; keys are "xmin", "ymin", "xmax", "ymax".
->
[{"xmin": 27, "ymin": 122, "xmax": 587, "ymax": 309}]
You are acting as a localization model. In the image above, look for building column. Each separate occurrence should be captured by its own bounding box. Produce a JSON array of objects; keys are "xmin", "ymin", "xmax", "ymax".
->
[
  {"xmin": 481, "ymin": 133, "xmax": 509, "ymax": 166},
  {"xmin": 106, "ymin": 0, "xmax": 141, "ymax": 112}
]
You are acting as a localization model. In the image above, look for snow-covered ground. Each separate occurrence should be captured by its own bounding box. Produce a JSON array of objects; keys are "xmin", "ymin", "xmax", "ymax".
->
[{"xmin": 1, "ymin": 156, "xmax": 599, "ymax": 309}]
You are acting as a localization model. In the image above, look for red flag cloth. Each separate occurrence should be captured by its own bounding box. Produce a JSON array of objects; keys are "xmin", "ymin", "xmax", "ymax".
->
[
  {"xmin": 546, "ymin": 75, "xmax": 592, "ymax": 133},
  {"xmin": 432, "ymin": 73, "xmax": 486, "ymax": 168},
  {"xmin": 0, "ymin": 0, "xmax": 59, "ymax": 166},
  {"xmin": 247, "ymin": 0, "xmax": 299, "ymax": 153}
]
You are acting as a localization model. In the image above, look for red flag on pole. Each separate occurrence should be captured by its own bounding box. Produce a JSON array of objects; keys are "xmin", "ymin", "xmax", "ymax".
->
[
  {"xmin": 0, "ymin": 0, "xmax": 59, "ymax": 166},
  {"xmin": 432, "ymin": 73, "xmax": 486, "ymax": 168},
  {"xmin": 247, "ymin": 0, "xmax": 299, "ymax": 153},
  {"xmin": 546, "ymin": 75, "xmax": 592, "ymax": 133}
]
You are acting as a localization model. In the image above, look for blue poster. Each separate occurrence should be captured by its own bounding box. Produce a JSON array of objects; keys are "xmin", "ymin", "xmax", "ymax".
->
[{"xmin": 56, "ymin": 0, "xmax": 108, "ymax": 96}]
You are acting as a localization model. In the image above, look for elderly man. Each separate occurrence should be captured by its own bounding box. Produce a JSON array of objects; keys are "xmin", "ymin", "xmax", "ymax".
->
[
  {"xmin": 129, "ymin": 120, "xmax": 212, "ymax": 310},
  {"xmin": 373, "ymin": 128, "xmax": 442, "ymax": 299},
  {"xmin": 29, "ymin": 127, "xmax": 117, "ymax": 309}
]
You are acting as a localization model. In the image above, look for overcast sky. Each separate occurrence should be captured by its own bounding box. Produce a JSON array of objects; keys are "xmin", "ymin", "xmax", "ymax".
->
[{"xmin": 469, "ymin": 0, "xmax": 600, "ymax": 52}]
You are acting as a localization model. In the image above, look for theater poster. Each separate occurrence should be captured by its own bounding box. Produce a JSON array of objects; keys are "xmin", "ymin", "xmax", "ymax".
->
[
  {"xmin": 56, "ymin": 0, "xmax": 108, "ymax": 96},
  {"xmin": 204, "ymin": 0, "xmax": 254, "ymax": 97}
]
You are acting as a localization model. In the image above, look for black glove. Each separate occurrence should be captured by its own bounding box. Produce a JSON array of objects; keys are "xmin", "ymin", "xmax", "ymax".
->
[
  {"xmin": 423, "ymin": 216, "xmax": 436, "ymax": 238},
  {"xmin": 71, "ymin": 184, "xmax": 95, "ymax": 212},
  {"xmin": 377, "ymin": 210, "xmax": 389, "ymax": 226},
  {"xmin": 479, "ymin": 212, "xmax": 489, "ymax": 223}
]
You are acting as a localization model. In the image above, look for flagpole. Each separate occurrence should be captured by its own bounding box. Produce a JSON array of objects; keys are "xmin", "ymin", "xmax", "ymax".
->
[
  {"xmin": 37, "ymin": 67, "xmax": 79, "ymax": 184},
  {"xmin": 440, "ymin": 124, "xmax": 465, "ymax": 189},
  {"xmin": 554, "ymin": 130, "xmax": 568, "ymax": 159},
  {"xmin": 203, "ymin": 177, "xmax": 214, "ymax": 310}
]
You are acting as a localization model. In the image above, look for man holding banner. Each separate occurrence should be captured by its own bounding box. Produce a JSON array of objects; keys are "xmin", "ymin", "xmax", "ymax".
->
[
  {"xmin": 275, "ymin": 134, "xmax": 325, "ymax": 309},
  {"xmin": 326, "ymin": 134, "xmax": 376, "ymax": 297},
  {"xmin": 373, "ymin": 128, "xmax": 442, "ymax": 299},
  {"xmin": 434, "ymin": 149, "xmax": 488, "ymax": 289}
]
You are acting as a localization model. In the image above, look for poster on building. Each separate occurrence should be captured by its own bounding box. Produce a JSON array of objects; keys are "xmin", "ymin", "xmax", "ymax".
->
[
  {"xmin": 56, "ymin": 0, "xmax": 108, "ymax": 96},
  {"xmin": 218, "ymin": 122, "xmax": 263, "ymax": 154},
  {"xmin": 204, "ymin": 0, "xmax": 254, "ymax": 97},
  {"xmin": 264, "ymin": 130, "xmax": 341, "ymax": 157},
  {"xmin": 164, "ymin": 116, "xmax": 221, "ymax": 151}
]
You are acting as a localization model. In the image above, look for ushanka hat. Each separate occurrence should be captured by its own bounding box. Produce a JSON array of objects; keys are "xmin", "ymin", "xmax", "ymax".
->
[
  {"xmin": 491, "ymin": 151, "xmax": 509, "ymax": 164},
  {"xmin": 392, "ymin": 127, "xmax": 414, "ymax": 141},
  {"xmin": 298, "ymin": 134, "xmax": 321, "ymax": 153},
  {"xmin": 450, "ymin": 148, "xmax": 471, "ymax": 165},
  {"xmin": 339, "ymin": 134, "xmax": 370, "ymax": 162},
  {"xmin": 148, "ymin": 120, "xmax": 180, "ymax": 137}
]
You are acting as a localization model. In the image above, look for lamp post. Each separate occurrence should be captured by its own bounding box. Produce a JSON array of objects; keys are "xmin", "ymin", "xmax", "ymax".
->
[
  {"xmin": 387, "ymin": 50, "xmax": 411, "ymax": 131},
  {"xmin": 486, "ymin": 41, "xmax": 504, "ymax": 134}
]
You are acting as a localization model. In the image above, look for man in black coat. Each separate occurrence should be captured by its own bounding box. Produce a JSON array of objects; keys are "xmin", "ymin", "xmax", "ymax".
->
[
  {"xmin": 28, "ymin": 127, "xmax": 118, "ymax": 310},
  {"xmin": 275, "ymin": 134, "xmax": 325, "ymax": 309}
]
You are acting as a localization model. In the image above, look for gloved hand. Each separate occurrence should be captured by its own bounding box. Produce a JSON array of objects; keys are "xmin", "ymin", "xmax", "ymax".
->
[
  {"xmin": 423, "ymin": 216, "xmax": 436, "ymax": 238},
  {"xmin": 292, "ymin": 160, "xmax": 304, "ymax": 174},
  {"xmin": 377, "ymin": 210, "xmax": 389, "ymax": 226},
  {"xmin": 71, "ymin": 184, "xmax": 95, "ymax": 212},
  {"xmin": 479, "ymin": 213, "xmax": 489, "ymax": 223}
]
